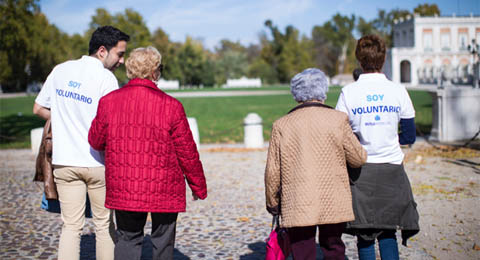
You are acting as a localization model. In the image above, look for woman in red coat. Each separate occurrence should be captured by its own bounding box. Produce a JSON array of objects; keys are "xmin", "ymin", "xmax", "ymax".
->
[{"xmin": 88, "ymin": 46, "xmax": 207, "ymax": 260}]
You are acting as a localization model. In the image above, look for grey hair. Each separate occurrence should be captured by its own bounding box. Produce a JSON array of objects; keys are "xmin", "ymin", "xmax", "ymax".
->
[{"xmin": 290, "ymin": 68, "xmax": 329, "ymax": 102}]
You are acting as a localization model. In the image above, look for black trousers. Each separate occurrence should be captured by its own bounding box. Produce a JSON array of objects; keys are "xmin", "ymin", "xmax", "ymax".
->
[
  {"xmin": 287, "ymin": 223, "xmax": 346, "ymax": 260},
  {"xmin": 114, "ymin": 210, "xmax": 178, "ymax": 260}
]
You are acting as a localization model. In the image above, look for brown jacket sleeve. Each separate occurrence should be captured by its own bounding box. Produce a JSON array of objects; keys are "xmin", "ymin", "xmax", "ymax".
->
[
  {"xmin": 342, "ymin": 115, "xmax": 367, "ymax": 168},
  {"xmin": 265, "ymin": 124, "xmax": 281, "ymax": 214}
]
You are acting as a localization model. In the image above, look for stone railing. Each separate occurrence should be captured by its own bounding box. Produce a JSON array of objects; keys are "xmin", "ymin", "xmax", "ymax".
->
[{"xmin": 417, "ymin": 65, "xmax": 475, "ymax": 85}]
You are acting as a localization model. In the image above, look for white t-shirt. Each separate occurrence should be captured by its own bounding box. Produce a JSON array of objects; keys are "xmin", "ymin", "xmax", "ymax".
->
[
  {"xmin": 35, "ymin": 56, "xmax": 119, "ymax": 167},
  {"xmin": 335, "ymin": 73, "xmax": 415, "ymax": 164}
]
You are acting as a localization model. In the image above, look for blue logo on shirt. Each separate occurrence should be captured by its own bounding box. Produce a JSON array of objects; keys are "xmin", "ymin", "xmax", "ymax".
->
[{"xmin": 375, "ymin": 115, "xmax": 381, "ymax": 121}]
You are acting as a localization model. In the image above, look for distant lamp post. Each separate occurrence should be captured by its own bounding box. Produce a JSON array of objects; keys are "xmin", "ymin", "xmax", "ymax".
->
[{"xmin": 468, "ymin": 39, "xmax": 480, "ymax": 88}]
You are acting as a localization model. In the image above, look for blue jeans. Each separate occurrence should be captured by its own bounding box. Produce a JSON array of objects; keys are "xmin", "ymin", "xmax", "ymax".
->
[{"xmin": 357, "ymin": 230, "xmax": 399, "ymax": 260}]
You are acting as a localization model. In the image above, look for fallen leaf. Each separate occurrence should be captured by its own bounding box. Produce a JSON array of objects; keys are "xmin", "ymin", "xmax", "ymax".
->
[
  {"xmin": 237, "ymin": 217, "xmax": 250, "ymax": 222},
  {"xmin": 415, "ymin": 155, "xmax": 423, "ymax": 164}
]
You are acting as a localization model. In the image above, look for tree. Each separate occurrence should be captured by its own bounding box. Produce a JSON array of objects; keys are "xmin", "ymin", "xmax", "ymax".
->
[
  {"xmin": 245, "ymin": 43, "xmax": 261, "ymax": 64},
  {"xmin": 213, "ymin": 40, "xmax": 249, "ymax": 85},
  {"xmin": 115, "ymin": 8, "xmax": 152, "ymax": 49},
  {"xmin": 260, "ymin": 20, "xmax": 315, "ymax": 83},
  {"xmin": 312, "ymin": 14, "xmax": 356, "ymax": 76},
  {"xmin": 248, "ymin": 58, "xmax": 277, "ymax": 84},
  {"xmin": 249, "ymin": 33, "xmax": 277, "ymax": 84},
  {"xmin": 311, "ymin": 27, "xmax": 338, "ymax": 77},
  {"xmin": 151, "ymin": 28, "xmax": 182, "ymax": 81},
  {"xmin": 68, "ymin": 33, "xmax": 88, "ymax": 59},
  {"xmin": 0, "ymin": 0, "xmax": 39, "ymax": 92},
  {"xmin": 215, "ymin": 39, "xmax": 246, "ymax": 56},
  {"xmin": 27, "ymin": 13, "xmax": 71, "ymax": 85},
  {"xmin": 214, "ymin": 50, "xmax": 248, "ymax": 85},
  {"xmin": 0, "ymin": 0, "xmax": 75, "ymax": 92},
  {"xmin": 357, "ymin": 17, "xmax": 378, "ymax": 37},
  {"xmin": 177, "ymin": 37, "xmax": 209, "ymax": 86},
  {"xmin": 88, "ymin": 8, "xmax": 113, "ymax": 31},
  {"xmin": 414, "ymin": 3, "xmax": 440, "ymax": 16}
]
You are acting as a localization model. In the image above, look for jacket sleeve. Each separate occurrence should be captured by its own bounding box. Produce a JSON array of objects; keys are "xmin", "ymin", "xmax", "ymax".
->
[
  {"xmin": 342, "ymin": 115, "xmax": 367, "ymax": 168},
  {"xmin": 265, "ymin": 124, "xmax": 281, "ymax": 215},
  {"xmin": 171, "ymin": 103, "xmax": 207, "ymax": 200},
  {"xmin": 88, "ymin": 98, "xmax": 108, "ymax": 151}
]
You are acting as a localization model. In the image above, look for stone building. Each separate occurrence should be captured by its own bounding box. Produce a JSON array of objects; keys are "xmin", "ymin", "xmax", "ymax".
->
[{"xmin": 384, "ymin": 14, "xmax": 480, "ymax": 86}]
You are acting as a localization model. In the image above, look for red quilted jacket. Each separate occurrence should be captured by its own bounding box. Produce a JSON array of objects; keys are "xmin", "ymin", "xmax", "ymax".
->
[{"xmin": 88, "ymin": 78, "xmax": 207, "ymax": 213}]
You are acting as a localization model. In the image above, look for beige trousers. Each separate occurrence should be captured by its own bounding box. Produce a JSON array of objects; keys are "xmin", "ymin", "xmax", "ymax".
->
[{"xmin": 54, "ymin": 166, "xmax": 115, "ymax": 260}]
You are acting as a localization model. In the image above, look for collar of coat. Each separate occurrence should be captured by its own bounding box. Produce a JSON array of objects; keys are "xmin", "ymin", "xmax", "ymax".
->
[
  {"xmin": 288, "ymin": 101, "xmax": 333, "ymax": 114},
  {"xmin": 123, "ymin": 78, "xmax": 161, "ymax": 92}
]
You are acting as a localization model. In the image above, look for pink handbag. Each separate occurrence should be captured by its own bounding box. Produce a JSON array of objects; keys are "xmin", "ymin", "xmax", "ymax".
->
[{"xmin": 265, "ymin": 216, "xmax": 291, "ymax": 260}]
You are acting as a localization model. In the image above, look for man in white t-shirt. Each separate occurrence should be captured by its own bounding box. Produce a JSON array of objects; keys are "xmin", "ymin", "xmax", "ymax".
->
[{"xmin": 33, "ymin": 26, "xmax": 129, "ymax": 260}]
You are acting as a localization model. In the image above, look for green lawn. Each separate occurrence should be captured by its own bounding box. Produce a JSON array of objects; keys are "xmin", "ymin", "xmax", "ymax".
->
[
  {"xmin": 0, "ymin": 87, "xmax": 433, "ymax": 148},
  {"xmin": 0, "ymin": 96, "xmax": 44, "ymax": 149},
  {"xmin": 164, "ymin": 84, "xmax": 290, "ymax": 92}
]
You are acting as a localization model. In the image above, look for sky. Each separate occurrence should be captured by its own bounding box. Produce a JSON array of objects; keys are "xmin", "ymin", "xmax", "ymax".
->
[{"xmin": 39, "ymin": 0, "xmax": 480, "ymax": 49}]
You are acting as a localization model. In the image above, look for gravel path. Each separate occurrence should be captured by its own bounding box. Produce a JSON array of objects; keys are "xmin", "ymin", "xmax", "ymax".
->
[{"xmin": 0, "ymin": 142, "xmax": 478, "ymax": 259}]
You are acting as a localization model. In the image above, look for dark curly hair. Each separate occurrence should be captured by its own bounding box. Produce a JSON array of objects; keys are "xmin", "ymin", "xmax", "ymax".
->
[
  {"xmin": 355, "ymin": 35, "xmax": 386, "ymax": 73},
  {"xmin": 88, "ymin": 26, "xmax": 130, "ymax": 55}
]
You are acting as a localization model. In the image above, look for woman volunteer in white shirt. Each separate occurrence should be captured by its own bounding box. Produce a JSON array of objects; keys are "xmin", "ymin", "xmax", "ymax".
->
[{"xmin": 336, "ymin": 34, "xmax": 419, "ymax": 260}]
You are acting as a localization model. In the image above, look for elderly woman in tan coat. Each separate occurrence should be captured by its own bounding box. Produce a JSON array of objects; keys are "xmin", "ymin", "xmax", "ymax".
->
[{"xmin": 265, "ymin": 68, "xmax": 367, "ymax": 260}]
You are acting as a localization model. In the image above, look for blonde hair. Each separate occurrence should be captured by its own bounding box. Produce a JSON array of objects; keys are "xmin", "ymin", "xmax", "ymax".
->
[{"xmin": 126, "ymin": 46, "xmax": 162, "ymax": 80}]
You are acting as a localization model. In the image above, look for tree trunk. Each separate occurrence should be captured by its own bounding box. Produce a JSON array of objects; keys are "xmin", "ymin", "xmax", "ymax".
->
[{"xmin": 337, "ymin": 42, "xmax": 348, "ymax": 74}]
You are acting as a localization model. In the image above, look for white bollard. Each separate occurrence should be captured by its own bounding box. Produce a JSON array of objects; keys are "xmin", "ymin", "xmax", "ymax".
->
[
  {"xmin": 30, "ymin": 127, "xmax": 44, "ymax": 154},
  {"xmin": 244, "ymin": 113, "xmax": 264, "ymax": 148},
  {"xmin": 187, "ymin": 117, "xmax": 200, "ymax": 148}
]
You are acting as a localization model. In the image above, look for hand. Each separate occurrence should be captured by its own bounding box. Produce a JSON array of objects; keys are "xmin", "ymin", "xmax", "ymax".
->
[
  {"xmin": 192, "ymin": 193, "xmax": 199, "ymax": 201},
  {"xmin": 267, "ymin": 205, "xmax": 279, "ymax": 215}
]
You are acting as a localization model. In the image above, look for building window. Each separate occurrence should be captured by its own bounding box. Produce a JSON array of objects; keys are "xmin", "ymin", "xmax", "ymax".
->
[
  {"xmin": 458, "ymin": 33, "xmax": 468, "ymax": 51},
  {"xmin": 410, "ymin": 29, "xmax": 414, "ymax": 45},
  {"xmin": 423, "ymin": 30, "xmax": 433, "ymax": 51},
  {"xmin": 400, "ymin": 60, "xmax": 411, "ymax": 83},
  {"xmin": 440, "ymin": 28, "xmax": 451, "ymax": 51},
  {"xmin": 395, "ymin": 31, "xmax": 400, "ymax": 46},
  {"xmin": 458, "ymin": 28, "xmax": 468, "ymax": 51}
]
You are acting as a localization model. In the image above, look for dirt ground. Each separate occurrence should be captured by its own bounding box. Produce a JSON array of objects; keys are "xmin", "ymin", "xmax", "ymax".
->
[{"xmin": 402, "ymin": 142, "xmax": 480, "ymax": 260}]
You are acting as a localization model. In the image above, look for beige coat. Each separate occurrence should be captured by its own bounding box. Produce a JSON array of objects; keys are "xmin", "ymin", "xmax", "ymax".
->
[{"xmin": 265, "ymin": 104, "xmax": 367, "ymax": 228}]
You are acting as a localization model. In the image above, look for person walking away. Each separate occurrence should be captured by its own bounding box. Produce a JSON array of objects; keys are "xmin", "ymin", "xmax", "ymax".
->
[
  {"xmin": 265, "ymin": 68, "xmax": 367, "ymax": 260},
  {"xmin": 335, "ymin": 34, "xmax": 419, "ymax": 260},
  {"xmin": 88, "ymin": 46, "xmax": 207, "ymax": 260},
  {"xmin": 33, "ymin": 25, "xmax": 130, "ymax": 260}
]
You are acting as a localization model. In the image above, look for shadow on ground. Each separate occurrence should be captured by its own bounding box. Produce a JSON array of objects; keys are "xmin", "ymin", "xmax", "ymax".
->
[
  {"xmin": 239, "ymin": 241, "xmax": 330, "ymax": 260},
  {"xmin": 239, "ymin": 241, "xmax": 266, "ymax": 260},
  {"xmin": 79, "ymin": 234, "xmax": 189, "ymax": 260},
  {"xmin": 444, "ymin": 159, "xmax": 480, "ymax": 174}
]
